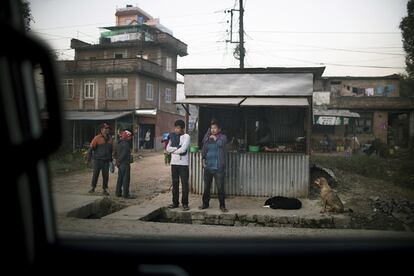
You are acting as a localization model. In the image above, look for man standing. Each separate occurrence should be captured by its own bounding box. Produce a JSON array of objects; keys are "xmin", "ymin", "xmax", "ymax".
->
[
  {"xmin": 166, "ymin": 120, "xmax": 191, "ymax": 211},
  {"xmin": 115, "ymin": 130, "xmax": 133, "ymax": 198},
  {"xmin": 200, "ymin": 120, "xmax": 228, "ymax": 212},
  {"xmin": 87, "ymin": 123, "xmax": 113, "ymax": 195}
]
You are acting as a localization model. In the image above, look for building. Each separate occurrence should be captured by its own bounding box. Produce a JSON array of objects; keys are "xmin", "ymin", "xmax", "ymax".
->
[
  {"xmin": 177, "ymin": 67, "xmax": 325, "ymax": 198},
  {"xmin": 312, "ymin": 74, "xmax": 414, "ymax": 152},
  {"xmin": 59, "ymin": 5, "xmax": 187, "ymax": 151}
]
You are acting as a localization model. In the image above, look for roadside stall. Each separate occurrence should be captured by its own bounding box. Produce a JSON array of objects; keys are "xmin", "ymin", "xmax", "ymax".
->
[
  {"xmin": 177, "ymin": 67, "xmax": 325, "ymax": 197},
  {"xmin": 313, "ymin": 109, "xmax": 360, "ymax": 153}
]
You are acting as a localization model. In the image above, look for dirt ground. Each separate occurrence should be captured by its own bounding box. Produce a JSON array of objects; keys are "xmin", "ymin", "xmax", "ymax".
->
[
  {"xmin": 51, "ymin": 151, "xmax": 172, "ymax": 207},
  {"xmin": 51, "ymin": 151, "xmax": 414, "ymax": 231}
]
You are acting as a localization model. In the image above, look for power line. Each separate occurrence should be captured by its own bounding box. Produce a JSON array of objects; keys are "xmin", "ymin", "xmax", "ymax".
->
[
  {"xmin": 247, "ymin": 30, "xmax": 401, "ymax": 35},
  {"xmin": 248, "ymin": 37, "xmax": 405, "ymax": 56}
]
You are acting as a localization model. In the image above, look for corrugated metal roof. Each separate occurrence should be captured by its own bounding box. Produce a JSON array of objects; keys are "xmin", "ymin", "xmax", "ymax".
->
[
  {"xmin": 176, "ymin": 97, "xmax": 246, "ymax": 105},
  {"xmin": 314, "ymin": 109, "xmax": 360, "ymax": 118},
  {"xmin": 177, "ymin": 67, "xmax": 325, "ymax": 78},
  {"xmin": 240, "ymin": 97, "xmax": 309, "ymax": 107},
  {"xmin": 64, "ymin": 111, "xmax": 133, "ymax": 121}
]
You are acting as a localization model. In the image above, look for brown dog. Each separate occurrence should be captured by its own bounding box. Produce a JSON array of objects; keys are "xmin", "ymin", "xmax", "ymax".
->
[{"xmin": 314, "ymin": 177, "xmax": 344, "ymax": 213}]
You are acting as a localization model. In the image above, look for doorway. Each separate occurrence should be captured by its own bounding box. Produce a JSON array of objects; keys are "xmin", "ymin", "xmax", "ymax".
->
[{"xmin": 139, "ymin": 124, "xmax": 155, "ymax": 149}]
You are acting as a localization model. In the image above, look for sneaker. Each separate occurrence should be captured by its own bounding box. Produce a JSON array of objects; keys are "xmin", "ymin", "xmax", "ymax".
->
[
  {"xmin": 123, "ymin": 195, "xmax": 136, "ymax": 199},
  {"xmin": 168, "ymin": 204, "xmax": 179, "ymax": 209},
  {"xmin": 103, "ymin": 189, "xmax": 110, "ymax": 196},
  {"xmin": 220, "ymin": 207, "xmax": 228, "ymax": 213},
  {"xmin": 182, "ymin": 205, "xmax": 190, "ymax": 211},
  {"xmin": 198, "ymin": 205, "xmax": 209, "ymax": 210},
  {"xmin": 88, "ymin": 188, "xmax": 95, "ymax": 193}
]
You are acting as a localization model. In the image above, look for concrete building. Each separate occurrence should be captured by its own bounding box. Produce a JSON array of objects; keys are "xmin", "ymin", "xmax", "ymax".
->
[
  {"xmin": 58, "ymin": 5, "xmax": 187, "ymax": 151},
  {"xmin": 312, "ymin": 74, "xmax": 414, "ymax": 152}
]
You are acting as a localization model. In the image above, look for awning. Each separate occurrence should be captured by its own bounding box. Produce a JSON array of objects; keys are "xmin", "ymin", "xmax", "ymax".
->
[
  {"xmin": 176, "ymin": 97, "xmax": 246, "ymax": 106},
  {"xmin": 240, "ymin": 97, "xmax": 309, "ymax": 107},
  {"xmin": 183, "ymin": 73, "xmax": 314, "ymax": 97},
  {"xmin": 64, "ymin": 111, "xmax": 133, "ymax": 121},
  {"xmin": 314, "ymin": 109, "xmax": 360, "ymax": 118}
]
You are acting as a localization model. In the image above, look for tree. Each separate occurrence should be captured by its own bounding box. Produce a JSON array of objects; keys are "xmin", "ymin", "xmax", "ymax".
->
[
  {"xmin": 21, "ymin": 0, "xmax": 33, "ymax": 31},
  {"xmin": 400, "ymin": 0, "xmax": 414, "ymax": 77}
]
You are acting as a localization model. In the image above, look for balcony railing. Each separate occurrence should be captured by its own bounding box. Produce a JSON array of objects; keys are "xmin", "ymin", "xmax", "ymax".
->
[{"xmin": 61, "ymin": 58, "xmax": 176, "ymax": 81}]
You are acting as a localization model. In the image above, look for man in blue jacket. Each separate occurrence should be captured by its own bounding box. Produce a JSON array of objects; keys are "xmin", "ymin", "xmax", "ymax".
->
[{"xmin": 200, "ymin": 120, "xmax": 228, "ymax": 212}]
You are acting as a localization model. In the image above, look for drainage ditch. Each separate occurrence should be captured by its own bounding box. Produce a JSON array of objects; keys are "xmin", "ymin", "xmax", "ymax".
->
[{"xmin": 67, "ymin": 198, "xmax": 127, "ymax": 219}]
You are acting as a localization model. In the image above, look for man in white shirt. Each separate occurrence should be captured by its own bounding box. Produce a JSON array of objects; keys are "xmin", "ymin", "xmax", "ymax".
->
[{"xmin": 166, "ymin": 120, "xmax": 191, "ymax": 211}]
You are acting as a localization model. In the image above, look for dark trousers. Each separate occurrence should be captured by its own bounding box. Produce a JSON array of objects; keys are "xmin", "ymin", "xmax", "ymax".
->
[
  {"xmin": 171, "ymin": 165, "xmax": 189, "ymax": 206},
  {"xmin": 116, "ymin": 163, "xmax": 130, "ymax": 197},
  {"xmin": 203, "ymin": 168, "xmax": 225, "ymax": 208},
  {"xmin": 91, "ymin": 159, "xmax": 110, "ymax": 189}
]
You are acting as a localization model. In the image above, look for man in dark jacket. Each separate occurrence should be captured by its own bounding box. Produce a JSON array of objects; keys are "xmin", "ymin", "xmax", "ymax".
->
[
  {"xmin": 87, "ymin": 123, "xmax": 113, "ymax": 195},
  {"xmin": 115, "ymin": 130, "xmax": 133, "ymax": 198},
  {"xmin": 200, "ymin": 120, "xmax": 228, "ymax": 212}
]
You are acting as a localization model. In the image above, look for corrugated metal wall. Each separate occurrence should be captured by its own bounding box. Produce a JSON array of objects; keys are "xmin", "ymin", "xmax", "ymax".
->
[{"xmin": 189, "ymin": 152, "xmax": 309, "ymax": 197}]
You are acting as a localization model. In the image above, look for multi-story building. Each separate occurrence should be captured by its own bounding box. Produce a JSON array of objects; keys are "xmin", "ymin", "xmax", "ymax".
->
[
  {"xmin": 59, "ymin": 5, "xmax": 187, "ymax": 151},
  {"xmin": 312, "ymin": 74, "xmax": 414, "ymax": 151}
]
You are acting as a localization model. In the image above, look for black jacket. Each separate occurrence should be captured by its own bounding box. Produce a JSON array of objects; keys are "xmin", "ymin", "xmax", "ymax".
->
[
  {"xmin": 115, "ymin": 139, "xmax": 131, "ymax": 164},
  {"xmin": 88, "ymin": 134, "xmax": 113, "ymax": 161}
]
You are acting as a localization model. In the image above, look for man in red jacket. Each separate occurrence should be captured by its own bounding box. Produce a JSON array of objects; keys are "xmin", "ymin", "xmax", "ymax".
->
[{"xmin": 87, "ymin": 123, "xmax": 113, "ymax": 195}]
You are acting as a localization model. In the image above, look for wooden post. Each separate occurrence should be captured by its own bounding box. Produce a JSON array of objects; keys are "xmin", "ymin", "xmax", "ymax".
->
[
  {"xmin": 185, "ymin": 104, "xmax": 190, "ymax": 134},
  {"xmin": 307, "ymin": 99, "xmax": 312, "ymax": 155},
  {"xmin": 72, "ymin": 121, "xmax": 76, "ymax": 152}
]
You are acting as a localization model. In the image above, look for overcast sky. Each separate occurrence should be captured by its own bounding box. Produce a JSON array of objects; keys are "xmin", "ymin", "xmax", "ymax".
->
[{"xmin": 30, "ymin": 0, "xmax": 409, "ymax": 76}]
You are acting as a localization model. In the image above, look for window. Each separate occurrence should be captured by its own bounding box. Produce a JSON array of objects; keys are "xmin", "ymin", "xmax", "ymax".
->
[
  {"xmin": 165, "ymin": 88, "xmax": 172, "ymax": 103},
  {"xmin": 166, "ymin": 57, "xmax": 172, "ymax": 72},
  {"xmin": 106, "ymin": 78, "xmax": 128, "ymax": 99},
  {"xmin": 114, "ymin": 53, "xmax": 124, "ymax": 59},
  {"xmin": 62, "ymin": 79, "xmax": 74, "ymax": 99},
  {"xmin": 146, "ymin": 83, "xmax": 154, "ymax": 100},
  {"xmin": 89, "ymin": 57, "xmax": 96, "ymax": 60},
  {"xmin": 83, "ymin": 80, "xmax": 95, "ymax": 99},
  {"xmin": 354, "ymin": 112, "xmax": 373, "ymax": 134}
]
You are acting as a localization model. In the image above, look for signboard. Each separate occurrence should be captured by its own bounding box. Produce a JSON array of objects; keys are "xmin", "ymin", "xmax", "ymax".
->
[{"xmin": 315, "ymin": 116, "xmax": 350, "ymax": 125}]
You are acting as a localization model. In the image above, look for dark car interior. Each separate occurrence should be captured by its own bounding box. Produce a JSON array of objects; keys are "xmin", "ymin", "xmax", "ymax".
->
[{"xmin": 2, "ymin": 1, "xmax": 413, "ymax": 274}]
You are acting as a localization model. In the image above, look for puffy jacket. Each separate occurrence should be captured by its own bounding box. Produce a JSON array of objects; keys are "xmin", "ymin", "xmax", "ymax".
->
[
  {"xmin": 114, "ymin": 139, "xmax": 131, "ymax": 164},
  {"xmin": 201, "ymin": 133, "xmax": 227, "ymax": 171},
  {"xmin": 87, "ymin": 134, "xmax": 113, "ymax": 161}
]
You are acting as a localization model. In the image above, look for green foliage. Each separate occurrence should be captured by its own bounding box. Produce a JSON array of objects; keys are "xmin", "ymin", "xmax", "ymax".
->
[{"xmin": 400, "ymin": 0, "xmax": 414, "ymax": 77}]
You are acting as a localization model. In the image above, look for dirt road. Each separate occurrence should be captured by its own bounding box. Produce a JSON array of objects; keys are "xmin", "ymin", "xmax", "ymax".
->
[{"xmin": 51, "ymin": 151, "xmax": 172, "ymax": 206}]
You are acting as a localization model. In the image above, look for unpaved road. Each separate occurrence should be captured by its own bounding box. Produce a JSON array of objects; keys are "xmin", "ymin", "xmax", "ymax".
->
[
  {"xmin": 51, "ymin": 152, "xmax": 414, "ymax": 232},
  {"xmin": 51, "ymin": 151, "xmax": 172, "ymax": 206}
]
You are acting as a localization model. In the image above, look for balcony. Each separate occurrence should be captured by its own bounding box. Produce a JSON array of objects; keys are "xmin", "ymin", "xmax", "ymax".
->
[
  {"xmin": 329, "ymin": 96, "xmax": 414, "ymax": 110},
  {"xmin": 60, "ymin": 57, "xmax": 176, "ymax": 81}
]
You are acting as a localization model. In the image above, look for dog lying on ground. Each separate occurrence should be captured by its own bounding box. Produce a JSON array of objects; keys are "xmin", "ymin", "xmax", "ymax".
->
[
  {"xmin": 314, "ymin": 177, "xmax": 352, "ymax": 213},
  {"xmin": 263, "ymin": 196, "xmax": 302, "ymax": 210}
]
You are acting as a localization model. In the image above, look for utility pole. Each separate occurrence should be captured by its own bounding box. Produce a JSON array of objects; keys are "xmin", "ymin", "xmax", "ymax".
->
[
  {"xmin": 239, "ymin": 0, "xmax": 245, "ymax": 69},
  {"xmin": 225, "ymin": 0, "xmax": 245, "ymax": 68}
]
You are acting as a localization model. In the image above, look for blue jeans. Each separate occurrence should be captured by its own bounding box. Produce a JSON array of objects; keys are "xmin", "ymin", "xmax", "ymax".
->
[
  {"xmin": 116, "ymin": 163, "xmax": 130, "ymax": 197},
  {"xmin": 203, "ymin": 168, "xmax": 225, "ymax": 208}
]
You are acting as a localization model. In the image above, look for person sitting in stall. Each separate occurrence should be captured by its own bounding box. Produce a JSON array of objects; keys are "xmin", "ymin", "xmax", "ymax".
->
[
  {"xmin": 320, "ymin": 133, "xmax": 332, "ymax": 152},
  {"xmin": 255, "ymin": 118, "xmax": 272, "ymax": 148}
]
